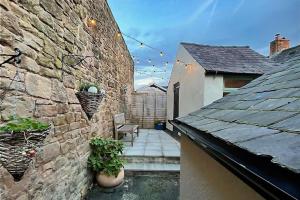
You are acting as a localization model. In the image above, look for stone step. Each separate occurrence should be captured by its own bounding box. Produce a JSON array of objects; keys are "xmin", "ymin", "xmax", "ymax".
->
[
  {"xmin": 123, "ymin": 155, "xmax": 180, "ymax": 164},
  {"xmin": 124, "ymin": 162, "xmax": 180, "ymax": 172}
]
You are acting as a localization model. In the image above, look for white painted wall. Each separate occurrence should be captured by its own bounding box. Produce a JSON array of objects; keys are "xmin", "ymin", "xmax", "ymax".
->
[
  {"xmin": 204, "ymin": 75, "xmax": 224, "ymax": 106},
  {"xmin": 167, "ymin": 45, "xmax": 206, "ymax": 130},
  {"xmin": 167, "ymin": 45, "xmax": 226, "ymax": 130},
  {"xmin": 180, "ymin": 135, "xmax": 265, "ymax": 200}
]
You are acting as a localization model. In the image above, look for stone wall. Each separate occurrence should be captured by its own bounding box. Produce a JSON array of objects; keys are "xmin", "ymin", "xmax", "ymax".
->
[{"xmin": 0, "ymin": 0, "xmax": 134, "ymax": 199}]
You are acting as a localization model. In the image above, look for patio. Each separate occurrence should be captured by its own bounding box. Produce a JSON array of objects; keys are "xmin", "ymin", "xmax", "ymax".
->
[
  {"xmin": 87, "ymin": 129, "xmax": 180, "ymax": 199},
  {"xmin": 122, "ymin": 129, "xmax": 180, "ymax": 172}
]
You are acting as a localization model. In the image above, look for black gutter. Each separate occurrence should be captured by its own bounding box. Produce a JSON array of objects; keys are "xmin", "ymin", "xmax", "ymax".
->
[{"xmin": 170, "ymin": 120, "xmax": 300, "ymax": 200}]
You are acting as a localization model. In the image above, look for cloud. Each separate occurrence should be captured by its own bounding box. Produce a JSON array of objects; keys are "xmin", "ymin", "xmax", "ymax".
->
[
  {"xmin": 134, "ymin": 76, "xmax": 166, "ymax": 89},
  {"xmin": 187, "ymin": 0, "xmax": 216, "ymax": 24},
  {"xmin": 233, "ymin": 0, "xmax": 245, "ymax": 15}
]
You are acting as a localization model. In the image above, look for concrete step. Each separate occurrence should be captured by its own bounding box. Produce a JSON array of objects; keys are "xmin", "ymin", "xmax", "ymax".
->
[
  {"xmin": 123, "ymin": 155, "xmax": 180, "ymax": 164},
  {"xmin": 124, "ymin": 162, "xmax": 180, "ymax": 172}
]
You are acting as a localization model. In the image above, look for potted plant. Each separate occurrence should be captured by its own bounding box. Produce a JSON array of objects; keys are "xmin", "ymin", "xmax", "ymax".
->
[
  {"xmin": 88, "ymin": 137, "xmax": 125, "ymax": 188},
  {"xmin": 76, "ymin": 83, "xmax": 106, "ymax": 119},
  {"xmin": 0, "ymin": 116, "xmax": 50, "ymax": 180}
]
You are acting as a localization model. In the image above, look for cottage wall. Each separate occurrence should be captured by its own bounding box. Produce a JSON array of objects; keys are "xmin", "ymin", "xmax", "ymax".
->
[
  {"xmin": 0, "ymin": 0, "xmax": 133, "ymax": 199},
  {"xmin": 180, "ymin": 135, "xmax": 265, "ymax": 200},
  {"xmin": 166, "ymin": 45, "xmax": 206, "ymax": 131}
]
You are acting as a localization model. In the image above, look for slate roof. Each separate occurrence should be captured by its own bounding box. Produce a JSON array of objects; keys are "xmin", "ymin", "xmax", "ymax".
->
[
  {"xmin": 181, "ymin": 42, "xmax": 275, "ymax": 75},
  {"xmin": 177, "ymin": 49, "xmax": 300, "ymax": 173},
  {"xmin": 271, "ymin": 45, "xmax": 300, "ymax": 63},
  {"xmin": 149, "ymin": 83, "xmax": 167, "ymax": 92}
]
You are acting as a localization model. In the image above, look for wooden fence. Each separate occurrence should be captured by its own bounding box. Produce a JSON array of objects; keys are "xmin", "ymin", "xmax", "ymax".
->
[{"xmin": 130, "ymin": 88, "xmax": 167, "ymax": 129}]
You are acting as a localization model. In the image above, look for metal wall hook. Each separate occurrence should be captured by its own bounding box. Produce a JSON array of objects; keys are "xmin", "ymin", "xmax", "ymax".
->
[
  {"xmin": 60, "ymin": 53, "xmax": 101, "ymax": 82},
  {"xmin": 0, "ymin": 48, "xmax": 22, "ymax": 67}
]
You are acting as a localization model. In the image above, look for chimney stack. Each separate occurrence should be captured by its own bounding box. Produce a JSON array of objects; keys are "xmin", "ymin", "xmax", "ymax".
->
[{"xmin": 270, "ymin": 34, "xmax": 290, "ymax": 56}]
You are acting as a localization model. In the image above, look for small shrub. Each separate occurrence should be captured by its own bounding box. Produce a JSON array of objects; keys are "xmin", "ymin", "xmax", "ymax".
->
[
  {"xmin": 88, "ymin": 137, "xmax": 125, "ymax": 177},
  {"xmin": 79, "ymin": 82, "xmax": 101, "ymax": 92}
]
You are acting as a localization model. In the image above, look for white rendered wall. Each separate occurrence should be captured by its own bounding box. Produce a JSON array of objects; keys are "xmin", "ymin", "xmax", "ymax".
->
[
  {"xmin": 167, "ymin": 45, "xmax": 206, "ymax": 130},
  {"xmin": 204, "ymin": 75, "xmax": 224, "ymax": 106},
  {"xmin": 180, "ymin": 135, "xmax": 265, "ymax": 200}
]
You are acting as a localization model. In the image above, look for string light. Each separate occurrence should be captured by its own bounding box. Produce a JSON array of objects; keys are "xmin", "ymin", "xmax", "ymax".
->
[
  {"xmin": 87, "ymin": 18, "xmax": 96, "ymax": 27},
  {"xmin": 116, "ymin": 31, "xmax": 193, "ymax": 78}
]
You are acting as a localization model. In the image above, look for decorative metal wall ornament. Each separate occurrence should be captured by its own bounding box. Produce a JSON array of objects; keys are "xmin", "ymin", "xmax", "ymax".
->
[
  {"xmin": 0, "ymin": 48, "xmax": 22, "ymax": 67},
  {"xmin": 0, "ymin": 49, "xmax": 22, "ymax": 105},
  {"xmin": 60, "ymin": 54, "xmax": 100, "ymax": 81}
]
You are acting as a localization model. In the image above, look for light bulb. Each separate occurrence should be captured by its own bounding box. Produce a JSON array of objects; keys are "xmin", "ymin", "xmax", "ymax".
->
[
  {"xmin": 87, "ymin": 18, "xmax": 96, "ymax": 27},
  {"xmin": 148, "ymin": 59, "xmax": 151, "ymax": 63},
  {"xmin": 160, "ymin": 52, "xmax": 164, "ymax": 57},
  {"xmin": 140, "ymin": 43, "xmax": 144, "ymax": 48}
]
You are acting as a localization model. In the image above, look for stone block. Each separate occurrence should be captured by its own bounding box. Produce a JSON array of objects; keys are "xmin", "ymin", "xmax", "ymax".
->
[
  {"xmin": 65, "ymin": 113, "xmax": 75, "ymax": 123},
  {"xmin": 69, "ymin": 122, "xmax": 80, "ymax": 130},
  {"xmin": 23, "ymin": 30, "xmax": 44, "ymax": 52},
  {"xmin": 51, "ymin": 79, "xmax": 68, "ymax": 103},
  {"xmin": 53, "ymin": 115, "xmax": 67, "ymax": 126},
  {"xmin": 36, "ymin": 54, "xmax": 54, "ymax": 69},
  {"xmin": 0, "ymin": 64, "xmax": 16, "ymax": 79},
  {"xmin": 34, "ymin": 104, "xmax": 57, "ymax": 117},
  {"xmin": 66, "ymin": 88, "xmax": 79, "ymax": 103},
  {"xmin": 25, "ymin": 72, "xmax": 52, "ymax": 99},
  {"xmin": 41, "ymin": 142, "xmax": 61, "ymax": 163},
  {"xmin": 40, "ymin": 0, "xmax": 63, "ymax": 20},
  {"xmin": 60, "ymin": 139, "xmax": 77, "ymax": 154},
  {"xmin": 0, "ymin": 10, "xmax": 23, "ymax": 36},
  {"xmin": 1, "ymin": 96, "xmax": 34, "ymax": 120},
  {"xmin": 57, "ymin": 103, "xmax": 69, "ymax": 114},
  {"xmin": 63, "ymin": 75, "xmax": 76, "ymax": 89},
  {"xmin": 54, "ymin": 124, "xmax": 69, "ymax": 135},
  {"xmin": 20, "ymin": 56, "xmax": 40, "ymax": 73}
]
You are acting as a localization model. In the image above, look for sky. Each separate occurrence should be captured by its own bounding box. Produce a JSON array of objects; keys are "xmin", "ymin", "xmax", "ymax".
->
[{"xmin": 108, "ymin": 0, "xmax": 300, "ymax": 89}]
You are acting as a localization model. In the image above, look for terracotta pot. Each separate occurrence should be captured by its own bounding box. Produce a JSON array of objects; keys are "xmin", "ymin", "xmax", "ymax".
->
[{"xmin": 96, "ymin": 168, "xmax": 124, "ymax": 188}]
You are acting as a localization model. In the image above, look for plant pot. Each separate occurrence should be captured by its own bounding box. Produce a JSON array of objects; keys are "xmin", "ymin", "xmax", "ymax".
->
[
  {"xmin": 76, "ymin": 91, "xmax": 104, "ymax": 119},
  {"xmin": 96, "ymin": 168, "xmax": 124, "ymax": 188},
  {"xmin": 0, "ymin": 128, "xmax": 50, "ymax": 180}
]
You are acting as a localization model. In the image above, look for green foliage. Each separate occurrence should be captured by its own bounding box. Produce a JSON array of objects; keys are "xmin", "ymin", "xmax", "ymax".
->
[
  {"xmin": 79, "ymin": 82, "xmax": 101, "ymax": 92},
  {"xmin": 88, "ymin": 137, "xmax": 125, "ymax": 177},
  {"xmin": 0, "ymin": 116, "xmax": 49, "ymax": 134}
]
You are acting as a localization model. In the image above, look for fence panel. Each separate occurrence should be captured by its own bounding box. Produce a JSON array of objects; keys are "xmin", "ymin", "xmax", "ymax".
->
[{"xmin": 131, "ymin": 91, "xmax": 167, "ymax": 129}]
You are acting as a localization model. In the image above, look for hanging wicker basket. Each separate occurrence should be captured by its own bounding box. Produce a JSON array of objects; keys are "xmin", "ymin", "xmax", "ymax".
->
[
  {"xmin": 0, "ymin": 128, "xmax": 50, "ymax": 180},
  {"xmin": 76, "ymin": 91, "xmax": 104, "ymax": 119}
]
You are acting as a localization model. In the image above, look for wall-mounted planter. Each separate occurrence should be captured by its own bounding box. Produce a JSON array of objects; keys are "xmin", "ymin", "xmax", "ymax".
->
[
  {"xmin": 76, "ymin": 91, "xmax": 104, "ymax": 119},
  {"xmin": 0, "ymin": 125, "xmax": 50, "ymax": 181}
]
